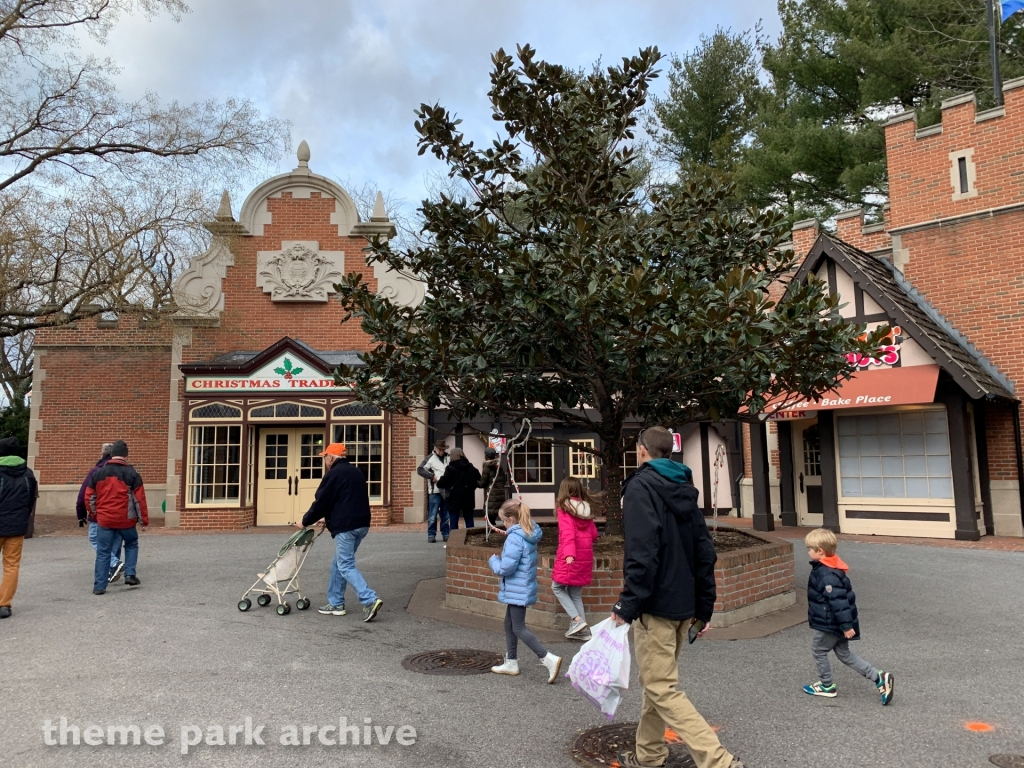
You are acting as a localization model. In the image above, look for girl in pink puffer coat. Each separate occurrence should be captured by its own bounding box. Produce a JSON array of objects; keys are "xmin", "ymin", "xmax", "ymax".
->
[{"xmin": 551, "ymin": 477, "xmax": 600, "ymax": 640}]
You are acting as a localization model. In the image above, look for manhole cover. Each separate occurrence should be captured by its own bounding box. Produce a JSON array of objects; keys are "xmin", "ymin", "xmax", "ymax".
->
[
  {"xmin": 572, "ymin": 723, "xmax": 696, "ymax": 767},
  {"xmin": 401, "ymin": 649, "xmax": 503, "ymax": 676},
  {"xmin": 991, "ymin": 757, "xmax": 1024, "ymax": 768}
]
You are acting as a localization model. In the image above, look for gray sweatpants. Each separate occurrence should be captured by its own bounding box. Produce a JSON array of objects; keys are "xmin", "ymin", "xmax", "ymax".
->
[
  {"xmin": 812, "ymin": 630, "xmax": 878, "ymax": 686},
  {"xmin": 552, "ymin": 581, "xmax": 586, "ymax": 623},
  {"xmin": 504, "ymin": 604, "xmax": 547, "ymax": 660}
]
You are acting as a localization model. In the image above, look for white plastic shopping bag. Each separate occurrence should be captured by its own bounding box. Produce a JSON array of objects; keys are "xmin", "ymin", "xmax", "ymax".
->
[{"xmin": 566, "ymin": 617, "xmax": 630, "ymax": 720}]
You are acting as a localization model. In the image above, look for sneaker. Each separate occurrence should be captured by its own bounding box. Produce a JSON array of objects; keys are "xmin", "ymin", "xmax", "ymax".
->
[
  {"xmin": 428, "ymin": 537, "xmax": 436, "ymax": 543},
  {"xmin": 616, "ymin": 751, "xmax": 661, "ymax": 768},
  {"xmin": 491, "ymin": 656, "xmax": 520, "ymax": 675},
  {"xmin": 108, "ymin": 561, "xmax": 125, "ymax": 584},
  {"xmin": 362, "ymin": 598, "xmax": 383, "ymax": 622},
  {"xmin": 565, "ymin": 618, "xmax": 588, "ymax": 637},
  {"xmin": 0, "ymin": 606, "xmax": 11, "ymax": 619},
  {"xmin": 318, "ymin": 604, "xmax": 346, "ymax": 616},
  {"xmin": 803, "ymin": 680, "xmax": 837, "ymax": 697},
  {"xmin": 124, "ymin": 575, "xmax": 140, "ymax": 587},
  {"xmin": 442, "ymin": 536, "xmax": 449, "ymax": 542},
  {"xmin": 575, "ymin": 631, "xmax": 593, "ymax": 642},
  {"xmin": 730, "ymin": 760, "xmax": 746, "ymax": 768},
  {"xmin": 541, "ymin": 652, "xmax": 562, "ymax": 684},
  {"xmin": 876, "ymin": 671, "xmax": 894, "ymax": 705},
  {"xmin": 93, "ymin": 589, "xmax": 105, "ymax": 595}
]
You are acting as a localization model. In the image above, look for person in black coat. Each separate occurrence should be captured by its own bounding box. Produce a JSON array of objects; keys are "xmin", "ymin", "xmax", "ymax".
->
[
  {"xmin": 0, "ymin": 436, "xmax": 38, "ymax": 618},
  {"xmin": 477, "ymin": 447, "xmax": 507, "ymax": 524},
  {"xmin": 609, "ymin": 426, "xmax": 740, "ymax": 768},
  {"xmin": 301, "ymin": 443, "xmax": 383, "ymax": 622},
  {"xmin": 802, "ymin": 528, "xmax": 893, "ymax": 704},
  {"xmin": 436, "ymin": 448, "xmax": 481, "ymax": 530}
]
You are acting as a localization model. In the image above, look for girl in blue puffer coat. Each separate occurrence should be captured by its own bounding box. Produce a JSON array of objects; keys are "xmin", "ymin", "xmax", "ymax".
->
[{"xmin": 488, "ymin": 499, "xmax": 562, "ymax": 683}]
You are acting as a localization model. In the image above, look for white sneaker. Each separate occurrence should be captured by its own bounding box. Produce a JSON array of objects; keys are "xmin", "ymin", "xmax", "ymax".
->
[
  {"xmin": 541, "ymin": 652, "xmax": 562, "ymax": 683},
  {"xmin": 490, "ymin": 657, "xmax": 520, "ymax": 675},
  {"xmin": 565, "ymin": 618, "xmax": 588, "ymax": 637}
]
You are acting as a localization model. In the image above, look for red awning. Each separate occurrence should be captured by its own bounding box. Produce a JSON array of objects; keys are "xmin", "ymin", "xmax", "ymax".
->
[{"xmin": 767, "ymin": 365, "xmax": 940, "ymax": 413}]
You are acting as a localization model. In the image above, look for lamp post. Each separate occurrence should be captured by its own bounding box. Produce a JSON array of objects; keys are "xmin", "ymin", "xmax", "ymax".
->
[{"xmin": 987, "ymin": 0, "xmax": 1005, "ymax": 106}]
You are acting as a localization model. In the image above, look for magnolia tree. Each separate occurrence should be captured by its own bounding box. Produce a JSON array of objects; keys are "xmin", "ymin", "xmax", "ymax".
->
[{"xmin": 334, "ymin": 46, "xmax": 884, "ymax": 532}]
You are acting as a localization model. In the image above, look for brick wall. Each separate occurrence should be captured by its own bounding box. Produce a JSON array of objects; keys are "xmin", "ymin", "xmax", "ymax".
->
[
  {"xmin": 180, "ymin": 507, "xmax": 256, "ymax": 530},
  {"xmin": 446, "ymin": 526, "xmax": 795, "ymax": 622},
  {"xmin": 32, "ymin": 327, "xmax": 172, "ymax": 486}
]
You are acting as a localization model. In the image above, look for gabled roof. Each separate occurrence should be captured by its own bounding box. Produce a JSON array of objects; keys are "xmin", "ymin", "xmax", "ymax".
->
[
  {"xmin": 792, "ymin": 233, "xmax": 1016, "ymax": 402},
  {"xmin": 179, "ymin": 337, "xmax": 364, "ymax": 375}
]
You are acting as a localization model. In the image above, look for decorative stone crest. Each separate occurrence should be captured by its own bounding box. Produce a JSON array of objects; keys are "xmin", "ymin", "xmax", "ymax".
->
[{"xmin": 256, "ymin": 241, "xmax": 344, "ymax": 302}]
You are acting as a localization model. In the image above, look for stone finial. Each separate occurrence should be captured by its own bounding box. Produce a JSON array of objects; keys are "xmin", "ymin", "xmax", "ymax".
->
[
  {"xmin": 215, "ymin": 190, "xmax": 234, "ymax": 222},
  {"xmin": 297, "ymin": 140, "xmax": 311, "ymax": 167},
  {"xmin": 371, "ymin": 190, "xmax": 388, "ymax": 221}
]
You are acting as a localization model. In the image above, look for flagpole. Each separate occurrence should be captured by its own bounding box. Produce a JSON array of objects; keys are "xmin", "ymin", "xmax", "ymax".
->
[{"xmin": 988, "ymin": 0, "xmax": 1005, "ymax": 107}]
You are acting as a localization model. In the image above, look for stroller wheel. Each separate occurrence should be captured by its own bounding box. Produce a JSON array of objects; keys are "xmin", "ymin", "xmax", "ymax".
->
[
  {"xmin": 257, "ymin": 594, "xmax": 271, "ymax": 607},
  {"xmin": 237, "ymin": 598, "xmax": 252, "ymax": 612},
  {"xmin": 276, "ymin": 602, "xmax": 291, "ymax": 616},
  {"xmin": 296, "ymin": 598, "xmax": 310, "ymax": 610}
]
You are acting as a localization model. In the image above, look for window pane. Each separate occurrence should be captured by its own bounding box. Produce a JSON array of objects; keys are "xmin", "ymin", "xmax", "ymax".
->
[
  {"xmin": 904, "ymin": 455, "xmax": 927, "ymax": 476},
  {"xmin": 925, "ymin": 433, "xmax": 950, "ymax": 454},
  {"xmin": 841, "ymin": 477, "xmax": 862, "ymax": 496},
  {"xmin": 188, "ymin": 424, "xmax": 242, "ymax": 504},
  {"xmin": 927, "ymin": 455, "xmax": 952, "ymax": 477},
  {"xmin": 905, "ymin": 478, "xmax": 930, "ymax": 498},
  {"xmin": 882, "ymin": 477, "xmax": 906, "ymax": 497},
  {"xmin": 861, "ymin": 477, "xmax": 883, "ymax": 496},
  {"xmin": 929, "ymin": 478, "xmax": 953, "ymax": 498}
]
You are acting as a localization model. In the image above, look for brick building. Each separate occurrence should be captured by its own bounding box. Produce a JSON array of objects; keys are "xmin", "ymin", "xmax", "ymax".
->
[
  {"xmin": 28, "ymin": 143, "xmax": 429, "ymax": 529},
  {"xmin": 740, "ymin": 76, "xmax": 1024, "ymax": 539}
]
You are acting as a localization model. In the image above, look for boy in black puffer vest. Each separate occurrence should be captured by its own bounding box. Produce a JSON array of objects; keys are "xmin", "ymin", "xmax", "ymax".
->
[{"xmin": 803, "ymin": 528, "xmax": 894, "ymax": 705}]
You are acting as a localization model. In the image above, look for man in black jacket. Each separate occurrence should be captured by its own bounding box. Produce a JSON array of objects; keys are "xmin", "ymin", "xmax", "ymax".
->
[
  {"xmin": 611, "ymin": 427, "xmax": 742, "ymax": 768},
  {"xmin": 301, "ymin": 443, "xmax": 383, "ymax": 622},
  {"xmin": 0, "ymin": 436, "xmax": 38, "ymax": 618}
]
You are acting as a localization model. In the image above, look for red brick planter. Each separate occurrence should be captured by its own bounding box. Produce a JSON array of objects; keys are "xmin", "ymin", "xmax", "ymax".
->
[{"xmin": 445, "ymin": 525, "xmax": 796, "ymax": 630}]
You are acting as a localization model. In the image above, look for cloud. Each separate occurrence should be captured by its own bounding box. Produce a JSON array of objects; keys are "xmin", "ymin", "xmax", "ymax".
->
[{"xmin": 91, "ymin": 0, "xmax": 781, "ymax": 210}]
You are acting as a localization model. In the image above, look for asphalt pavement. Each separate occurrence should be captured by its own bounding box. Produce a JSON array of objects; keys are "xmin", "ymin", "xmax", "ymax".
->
[{"xmin": 1, "ymin": 528, "xmax": 1022, "ymax": 768}]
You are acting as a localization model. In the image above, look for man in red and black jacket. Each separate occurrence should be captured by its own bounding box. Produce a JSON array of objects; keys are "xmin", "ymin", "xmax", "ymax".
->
[{"xmin": 85, "ymin": 440, "xmax": 148, "ymax": 595}]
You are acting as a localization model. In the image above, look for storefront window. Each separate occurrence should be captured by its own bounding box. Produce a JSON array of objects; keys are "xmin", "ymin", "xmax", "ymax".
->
[
  {"xmin": 249, "ymin": 403, "xmax": 325, "ymax": 419},
  {"xmin": 837, "ymin": 411, "xmax": 953, "ymax": 499},
  {"xmin": 511, "ymin": 439, "xmax": 554, "ymax": 484},
  {"xmin": 333, "ymin": 423, "xmax": 384, "ymax": 500},
  {"xmin": 188, "ymin": 425, "xmax": 241, "ymax": 504}
]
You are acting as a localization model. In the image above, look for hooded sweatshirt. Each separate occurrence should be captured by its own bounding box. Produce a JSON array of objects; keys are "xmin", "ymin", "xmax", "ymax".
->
[
  {"xmin": 614, "ymin": 461, "xmax": 717, "ymax": 624},
  {"xmin": 488, "ymin": 523, "xmax": 544, "ymax": 606},
  {"xmin": 0, "ymin": 455, "xmax": 38, "ymax": 538}
]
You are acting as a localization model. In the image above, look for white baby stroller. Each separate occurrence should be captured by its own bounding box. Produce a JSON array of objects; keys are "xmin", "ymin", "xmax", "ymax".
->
[{"xmin": 237, "ymin": 527, "xmax": 322, "ymax": 615}]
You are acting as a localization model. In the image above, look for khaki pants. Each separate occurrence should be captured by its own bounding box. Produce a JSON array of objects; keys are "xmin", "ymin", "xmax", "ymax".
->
[
  {"xmin": 0, "ymin": 536, "xmax": 25, "ymax": 607},
  {"xmin": 633, "ymin": 614, "xmax": 733, "ymax": 768}
]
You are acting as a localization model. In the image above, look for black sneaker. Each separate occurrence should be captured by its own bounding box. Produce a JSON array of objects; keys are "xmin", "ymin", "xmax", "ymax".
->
[
  {"xmin": 0, "ymin": 606, "xmax": 11, "ymax": 619},
  {"xmin": 93, "ymin": 589, "xmax": 105, "ymax": 595},
  {"xmin": 318, "ymin": 603, "xmax": 346, "ymax": 616},
  {"xmin": 108, "ymin": 561, "xmax": 125, "ymax": 584},
  {"xmin": 876, "ymin": 671, "xmax": 894, "ymax": 705},
  {"xmin": 428, "ymin": 537, "xmax": 436, "ymax": 543},
  {"xmin": 124, "ymin": 575, "xmax": 140, "ymax": 587},
  {"xmin": 362, "ymin": 598, "xmax": 383, "ymax": 622}
]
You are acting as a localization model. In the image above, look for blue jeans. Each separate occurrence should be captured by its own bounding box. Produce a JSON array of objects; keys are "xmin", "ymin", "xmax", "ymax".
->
[
  {"xmin": 94, "ymin": 526, "xmax": 138, "ymax": 592},
  {"xmin": 327, "ymin": 527, "xmax": 377, "ymax": 607},
  {"xmin": 88, "ymin": 522, "xmax": 121, "ymax": 569},
  {"xmin": 449, "ymin": 505, "xmax": 474, "ymax": 530},
  {"xmin": 427, "ymin": 494, "xmax": 450, "ymax": 540}
]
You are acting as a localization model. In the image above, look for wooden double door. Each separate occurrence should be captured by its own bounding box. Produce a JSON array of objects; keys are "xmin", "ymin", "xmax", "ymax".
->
[{"xmin": 257, "ymin": 428, "xmax": 325, "ymax": 526}]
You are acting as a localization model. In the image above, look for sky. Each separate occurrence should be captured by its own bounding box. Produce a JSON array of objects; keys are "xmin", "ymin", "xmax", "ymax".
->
[{"xmin": 92, "ymin": 0, "xmax": 783, "ymax": 216}]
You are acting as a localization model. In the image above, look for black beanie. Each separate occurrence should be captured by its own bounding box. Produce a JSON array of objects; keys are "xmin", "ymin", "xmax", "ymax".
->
[
  {"xmin": 0, "ymin": 436, "xmax": 20, "ymax": 457},
  {"xmin": 110, "ymin": 440, "xmax": 129, "ymax": 458}
]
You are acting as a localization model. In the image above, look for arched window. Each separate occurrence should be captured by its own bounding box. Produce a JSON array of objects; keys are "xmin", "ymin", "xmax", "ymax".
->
[
  {"xmin": 190, "ymin": 404, "xmax": 242, "ymax": 420},
  {"xmin": 248, "ymin": 403, "xmax": 325, "ymax": 419}
]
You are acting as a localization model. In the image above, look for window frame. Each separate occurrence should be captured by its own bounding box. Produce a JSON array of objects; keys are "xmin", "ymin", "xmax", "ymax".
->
[
  {"xmin": 569, "ymin": 439, "xmax": 599, "ymax": 479},
  {"xmin": 510, "ymin": 438, "xmax": 555, "ymax": 486},
  {"xmin": 331, "ymin": 417, "xmax": 387, "ymax": 504},
  {"xmin": 186, "ymin": 424, "xmax": 243, "ymax": 506}
]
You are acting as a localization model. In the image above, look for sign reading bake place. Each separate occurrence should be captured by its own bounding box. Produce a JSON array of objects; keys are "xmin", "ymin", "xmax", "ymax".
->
[{"xmin": 185, "ymin": 354, "xmax": 350, "ymax": 393}]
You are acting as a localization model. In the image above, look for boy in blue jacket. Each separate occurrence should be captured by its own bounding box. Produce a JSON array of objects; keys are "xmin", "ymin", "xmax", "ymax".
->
[{"xmin": 803, "ymin": 528, "xmax": 894, "ymax": 705}]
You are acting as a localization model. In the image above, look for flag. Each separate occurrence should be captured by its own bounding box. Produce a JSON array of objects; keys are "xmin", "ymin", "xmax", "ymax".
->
[{"xmin": 1003, "ymin": 0, "xmax": 1024, "ymax": 21}]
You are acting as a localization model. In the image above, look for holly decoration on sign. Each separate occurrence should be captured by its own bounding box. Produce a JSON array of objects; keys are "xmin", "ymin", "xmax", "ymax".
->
[{"xmin": 274, "ymin": 358, "xmax": 304, "ymax": 379}]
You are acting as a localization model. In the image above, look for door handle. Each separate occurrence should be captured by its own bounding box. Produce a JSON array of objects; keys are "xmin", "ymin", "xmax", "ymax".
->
[
  {"xmin": 288, "ymin": 477, "xmax": 293, "ymax": 495},
  {"xmin": 799, "ymin": 472, "xmax": 804, "ymax": 493}
]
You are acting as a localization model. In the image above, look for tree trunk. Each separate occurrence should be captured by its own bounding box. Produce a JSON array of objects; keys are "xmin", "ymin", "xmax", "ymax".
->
[{"xmin": 602, "ymin": 445, "xmax": 624, "ymax": 536}]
